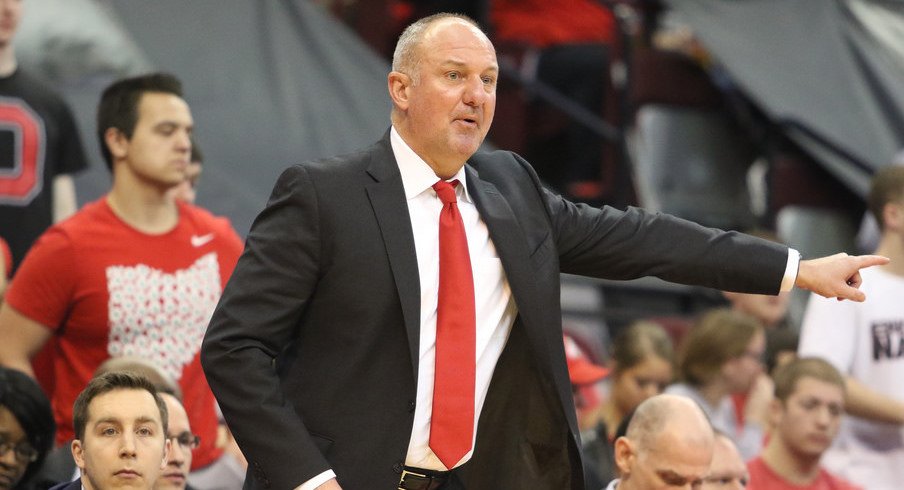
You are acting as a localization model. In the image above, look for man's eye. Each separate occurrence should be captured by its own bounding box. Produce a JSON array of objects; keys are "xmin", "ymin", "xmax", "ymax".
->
[
  {"xmin": 102, "ymin": 427, "xmax": 118, "ymax": 436},
  {"xmin": 137, "ymin": 427, "xmax": 153, "ymax": 437},
  {"xmin": 447, "ymin": 72, "xmax": 460, "ymax": 80}
]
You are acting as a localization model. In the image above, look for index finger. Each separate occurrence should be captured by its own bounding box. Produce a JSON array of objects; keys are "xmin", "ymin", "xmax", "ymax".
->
[{"xmin": 855, "ymin": 255, "xmax": 890, "ymax": 268}]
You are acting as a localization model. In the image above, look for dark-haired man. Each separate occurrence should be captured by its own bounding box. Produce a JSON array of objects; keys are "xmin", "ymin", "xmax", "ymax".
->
[
  {"xmin": 0, "ymin": 72, "xmax": 243, "ymax": 485},
  {"xmin": 746, "ymin": 357, "xmax": 861, "ymax": 490},
  {"xmin": 50, "ymin": 371, "xmax": 170, "ymax": 490}
]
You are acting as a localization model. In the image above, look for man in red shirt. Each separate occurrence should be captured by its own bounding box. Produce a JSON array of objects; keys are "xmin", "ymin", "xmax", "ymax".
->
[
  {"xmin": 0, "ymin": 73, "xmax": 243, "ymax": 488},
  {"xmin": 746, "ymin": 357, "xmax": 862, "ymax": 490}
]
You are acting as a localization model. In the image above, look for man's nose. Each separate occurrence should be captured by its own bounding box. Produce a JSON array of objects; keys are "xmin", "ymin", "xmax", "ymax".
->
[
  {"xmin": 462, "ymin": 77, "xmax": 488, "ymax": 106},
  {"xmin": 119, "ymin": 434, "xmax": 137, "ymax": 457},
  {"xmin": 168, "ymin": 441, "xmax": 186, "ymax": 465}
]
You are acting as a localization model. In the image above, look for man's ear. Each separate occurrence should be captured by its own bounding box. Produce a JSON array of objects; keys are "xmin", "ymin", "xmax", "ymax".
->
[
  {"xmin": 387, "ymin": 71, "xmax": 413, "ymax": 111},
  {"xmin": 104, "ymin": 127, "xmax": 129, "ymax": 162},
  {"xmin": 883, "ymin": 201, "xmax": 904, "ymax": 231},
  {"xmin": 161, "ymin": 438, "xmax": 171, "ymax": 469},
  {"xmin": 613, "ymin": 436, "xmax": 635, "ymax": 476},
  {"xmin": 72, "ymin": 439, "xmax": 85, "ymax": 470}
]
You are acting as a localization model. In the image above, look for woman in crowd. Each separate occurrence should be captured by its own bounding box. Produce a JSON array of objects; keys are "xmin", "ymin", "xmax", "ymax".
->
[
  {"xmin": 581, "ymin": 321, "xmax": 675, "ymax": 486},
  {"xmin": 666, "ymin": 308, "xmax": 771, "ymax": 460},
  {"xmin": 0, "ymin": 366, "xmax": 55, "ymax": 490}
]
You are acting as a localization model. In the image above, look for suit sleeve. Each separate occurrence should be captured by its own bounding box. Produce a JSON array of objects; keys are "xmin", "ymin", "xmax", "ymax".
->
[
  {"xmin": 512, "ymin": 154, "xmax": 787, "ymax": 294},
  {"xmin": 201, "ymin": 165, "xmax": 328, "ymax": 488}
]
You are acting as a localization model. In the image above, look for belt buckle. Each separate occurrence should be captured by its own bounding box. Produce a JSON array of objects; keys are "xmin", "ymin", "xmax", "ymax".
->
[{"xmin": 400, "ymin": 469, "xmax": 430, "ymax": 489}]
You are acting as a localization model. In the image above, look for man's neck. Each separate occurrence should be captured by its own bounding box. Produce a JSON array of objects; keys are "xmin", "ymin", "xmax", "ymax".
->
[
  {"xmin": 760, "ymin": 437, "xmax": 822, "ymax": 485},
  {"xmin": 875, "ymin": 233, "xmax": 904, "ymax": 276},
  {"xmin": 0, "ymin": 44, "xmax": 17, "ymax": 77},
  {"xmin": 106, "ymin": 178, "xmax": 180, "ymax": 235}
]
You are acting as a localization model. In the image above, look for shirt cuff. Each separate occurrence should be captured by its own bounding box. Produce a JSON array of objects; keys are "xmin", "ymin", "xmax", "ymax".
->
[
  {"xmin": 295, "ymin": 470, "xmax": 337, "ymax": 490},
  {"xmin": 780, "ymin": 248, "xmax": 801, "ymax": 292}
]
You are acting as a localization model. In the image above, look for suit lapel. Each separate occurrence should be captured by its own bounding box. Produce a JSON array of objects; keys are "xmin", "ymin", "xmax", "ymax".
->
[
  {"xmin": 466, "ymin": 165, "xmax": 560, "ymax": 394},
  {"xmin": 365, "ymin": 136, "xmax": 422, "ymax": 379}
]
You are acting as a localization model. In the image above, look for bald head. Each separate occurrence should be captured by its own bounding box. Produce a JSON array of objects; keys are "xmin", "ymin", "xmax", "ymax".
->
[
  {"xmin": 615, "ymin": 394, "xmax": 716, "ymax": 489},
  {"xmin": 628, "ymin": 394, "xmax": 714, "ymax": 451}
]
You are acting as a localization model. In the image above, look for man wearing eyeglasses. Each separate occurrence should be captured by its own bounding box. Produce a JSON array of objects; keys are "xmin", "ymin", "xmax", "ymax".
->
[{"xmin": 156, "ymin": 393, "xmax": 199, "ymax": 490}]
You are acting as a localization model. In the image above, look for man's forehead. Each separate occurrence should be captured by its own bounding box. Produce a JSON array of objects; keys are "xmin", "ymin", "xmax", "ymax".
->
[
  {"xmin": 87, "ymin": 389, "xmax": 162, "ymax": 424},
  {"xmin": 792, "ymin": 377, "xmax": 844, "ymax": 401},
  {"xmin": 136, "ymin": 92, "xmax": 192, "ymax": 123}
]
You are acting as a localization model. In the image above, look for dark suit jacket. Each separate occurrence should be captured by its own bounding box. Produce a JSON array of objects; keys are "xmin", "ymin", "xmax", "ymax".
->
[{"xmin": 201, "ymin": 132, "xmax": 787, "ymax": 490}]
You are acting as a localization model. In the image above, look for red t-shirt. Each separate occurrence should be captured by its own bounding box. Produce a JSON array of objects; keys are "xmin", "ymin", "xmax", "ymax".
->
[
  {"xmin": 491, "ymin": 0, "xmax": 616, "ymax": 48},
  {"xmin": 5, "ymin": 198, "xmax": 243, "ymax": 469},
  {"xmin": 0, "ymin": 236, "xmax": 10, "ymax": 277},
  {"xmin": 747, "ymin": 456, "xmax": 863, "ymax": 490}
]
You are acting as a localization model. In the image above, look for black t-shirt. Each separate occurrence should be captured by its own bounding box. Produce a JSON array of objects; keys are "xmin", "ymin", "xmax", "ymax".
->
[{"xmin": 0, "ymin": 69, "xmax": 88, "ymax": 273}]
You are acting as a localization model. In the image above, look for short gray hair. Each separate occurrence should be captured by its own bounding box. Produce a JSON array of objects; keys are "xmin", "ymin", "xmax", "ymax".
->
[{"xmin": 391, "ymin": 13, "xmax": 483, "ymax": 84}]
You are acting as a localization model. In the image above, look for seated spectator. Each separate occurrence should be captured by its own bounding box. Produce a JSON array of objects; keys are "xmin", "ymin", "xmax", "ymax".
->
[
  {"xmin": 0, "ymin": 366, "xmax": 55, "ymax": 490},
  {"xmin": 702, "ymin": 431, "xmax": 748, "ymax": 490},
  {"xmin": 607, "ymin": 394, "xmax": 714, "ymax": 490},
  {"xmin": 666, "ymin": 308, "xmax": 770, "ymax": 460},
  {"xmin": 156, "ymin": 393, "xmax": 197, "ymax": 490},
  {"xmin": 563, "ymin": 333, "xmax": 610, "ymax": 489},
  {"xmin": 746, "ymin": 357, "xmax": 862, "ymax": 490},
  {"xmin": 582, "ymin": 320, "xmax": 674, "ymax": 485},
  {"xmin": 50, "ymin": 372, "xmax": 170, "ymax": 490}
]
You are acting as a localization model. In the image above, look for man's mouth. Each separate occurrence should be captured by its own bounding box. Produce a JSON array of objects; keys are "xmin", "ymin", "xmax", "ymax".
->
[{"xmin": 114, "ymin": 469, "xmax": 141, "ymax": 478}]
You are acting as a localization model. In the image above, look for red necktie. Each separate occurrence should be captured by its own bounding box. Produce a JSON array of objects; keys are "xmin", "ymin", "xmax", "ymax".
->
[{"xmin": 429, "ymin": 179, "xmax": 476, "ymax": 469}]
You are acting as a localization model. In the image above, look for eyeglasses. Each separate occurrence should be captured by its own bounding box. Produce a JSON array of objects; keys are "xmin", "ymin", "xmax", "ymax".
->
[
  {"xmin": 167, "ymin": 432, "xmax": 201, "ymax": 450},
  {"xmin": 0, "ymin": 436, "xmax": 39, "ymax": 463}
]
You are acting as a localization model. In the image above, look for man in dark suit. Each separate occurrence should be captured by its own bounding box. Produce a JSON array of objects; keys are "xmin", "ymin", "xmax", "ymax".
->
[{"xmin": 200, "ymin": 13, "xmax": 886, "ymax": 490}]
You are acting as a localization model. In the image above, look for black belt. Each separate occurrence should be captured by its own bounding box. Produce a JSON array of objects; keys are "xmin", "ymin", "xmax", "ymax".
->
[{"xmin": 398, "ymin": 466, "xmax": 450, "ymax": 490}]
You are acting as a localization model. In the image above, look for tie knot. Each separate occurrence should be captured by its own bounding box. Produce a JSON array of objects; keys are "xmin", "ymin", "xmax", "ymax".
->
[{"xmin": 433, "ymin": 180, "xmax": 459, "ymax": 206}]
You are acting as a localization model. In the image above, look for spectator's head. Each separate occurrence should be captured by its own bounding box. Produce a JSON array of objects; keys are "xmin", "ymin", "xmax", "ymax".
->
[
  {"xmin": 96, "ymin": 73, "xmax": 192, "ymax": 180},
  {"xmin": 701, "ymin": 432, "xmax": 748, "ymax": 490},
  {"xmin": 613, "ymin": 394, "xmax": 714, "ymax": 490},
  {"xmin": 388, "ymin": 13, "xmax": 497, "ymax": 177},
  {"xmin": 71, "ymin": 372, "xmax": 170, "ymax": 490},
  {"xmin": 769, "ymin": 357, "xmax": 845, "ymax": 462},
  {"xmin": 679, "ymin": 308, "xmax": 765, "ymax": 394},
  {"xmin": 0, "ymin": 366, "xmax": 55, "ymax": 490},
  {"xmin": 154, "ymin": 393, "xmax": 196, "ymax": 490},
  {"xmin": 169, "ymin": 137, "xmax": 203, "ymax": 204},
  {"xmin": 94, "ymin": 356, "xmax": 183, "ymax": 401},
  {"xmin": 868, "ymin": 165, "xmax": 904, "ymax": 233},
  {"xmin": 0, "ymin": 0, "xmax": 23, "ymax": 49},
  {"xmin": 609, "ymin": 321, "xmax": 675, "ymax": 418}
]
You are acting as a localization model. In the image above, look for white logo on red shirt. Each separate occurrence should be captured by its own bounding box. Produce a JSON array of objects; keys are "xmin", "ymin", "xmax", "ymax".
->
[{"xmin": 105, "ymin": 253, "xmax": 221, "ymax": 381}]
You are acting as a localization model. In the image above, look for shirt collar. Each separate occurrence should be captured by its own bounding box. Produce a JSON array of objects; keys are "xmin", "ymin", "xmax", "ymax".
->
[{"xmin": 390, "ymin": 126, "xmax": 471, "ymax": 203}]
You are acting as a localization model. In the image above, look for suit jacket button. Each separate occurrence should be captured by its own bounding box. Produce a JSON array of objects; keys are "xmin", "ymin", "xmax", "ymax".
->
[
  {"xmin": 407, "ymin": 400, "xmax": 416, "ymax": 413},
  {"xmin": 393, "ymin": 462, "xmax": 403, "ymax": 473}
]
